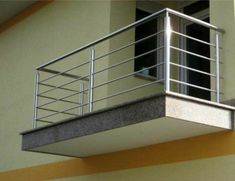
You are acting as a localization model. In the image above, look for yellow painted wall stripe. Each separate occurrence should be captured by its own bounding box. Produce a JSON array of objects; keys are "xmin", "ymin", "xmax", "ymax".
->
[{"xmin": 1, "ymin": 131, "xmax": 235, "ymax": 180}]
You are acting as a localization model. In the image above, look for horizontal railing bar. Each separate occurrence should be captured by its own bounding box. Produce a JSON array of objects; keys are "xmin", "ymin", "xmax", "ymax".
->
[
  {"xmin": 38, "ymin": 88, "xmax": 88, "ymax": 108},
  {"xmin": 166, "ymin": 8, "xmax": 224, "ymax": 32},
  {"xmin": 36, "ymin": 119, "xmax": 54, "ymax": 124},
  {"xmin": 170, "ymin": 46, "xmax": 216, "ymax": 62},
  {"xmin": 40, "ymin": 63, "xmax": 172, "ymax": 110},
  {"xmin": 37, "ymin": 102, "xmax": 88, "ymax": 120},
  {"xmin": 37, "ymin": 47, "xmax": 164, "ymax": 109},
  {"xmin": 37, "ymin": 79, "xmax": 164, "ymax": 120},
  {"xmin": 39, "ymin": 46, "xmax": 163, "ymax": 96},
  {"xmin": 93, "ymin": 62, "xmax": 164, "ymax": 90},
  {"xmin": 38, "ymin": 74, "xmax": 90, "ymax": 95},
  {"xmin": 38, "ymin": 96, "xmax": 79, "ymax": 108},
  {"xmin": 39, "ymin": 60, "xmax": 90, "ymax": 83},
  {"xmin": 170, "ymin": 62, "xmax": 216, "ymax": 77},
  {"xmin": 38, "ymin": 95, "xmax": 81, "ymax": 102},
  {"xmin": 39, "ymin": 68, "xmax": 89, "ymax": 81},
  {"xmin": 170, "ymin": 78, "xmax": 216, "ymax": 92},
  {"xmin": 36, "ymin": 9, "xmax": 167, "ymax": 70},
  {"xmin": 59, "ymin": 102, "xmax": 89, "ymax": 116},
  {"xmin": 37, "ymin": 107, "xmax": 79, "ymax": 116},
  {"xmin": 36, "ymin": 8, "xmax": 223, "ymax": 70},
  {"xmin": 94, "ymin": 31, "xmax": 164, "ymax": 62},
  {"xmin": 93, "ymin": 46, "xmax": 164, "ymax": 76},
  {"xmin": 93, "ymin": 79, "xmax": 164, "ymax": 104},
  {"xmin": 172, "ymin": 30, "xmax": 215, "ymax": 47},
  {"xmin": 36, "ymin": 76, "xmax": 222, "ymax": 119},
  {"xmin": 49, "ymin": 79, "xmax": 165, "ymax": 118},
  {"xmin": 39, "ymin": 82, "xmax": 80, "ymax": 93}
]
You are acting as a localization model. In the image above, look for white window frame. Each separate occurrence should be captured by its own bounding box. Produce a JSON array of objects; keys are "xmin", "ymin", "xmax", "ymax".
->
[{"xmin": 179, "ymin": 3, "xmax": 209, "ymax": 94}]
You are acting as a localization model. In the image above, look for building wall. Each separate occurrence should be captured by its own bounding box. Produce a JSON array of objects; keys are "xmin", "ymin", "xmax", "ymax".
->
[
  {"xmin": 0, "ymin": 0, "xmax": 112, "ymax": 172},
  {"xmin": 51, "ymin": 154, "xmax": 235, "ymax": 181},
  {"xmin": 1, "ymin": 0, "xmax": 235, "ymax": 181},
  {"xmin": 2, "ymin": 131, "xmax": 235, "ymax": 180},
  {"xmin": 210, "ymin": 0, "xmax": 235, "ymax": 102},
  {"xmin": 107, "ymin": 1, "xmax": 164, "ymax": 107}
]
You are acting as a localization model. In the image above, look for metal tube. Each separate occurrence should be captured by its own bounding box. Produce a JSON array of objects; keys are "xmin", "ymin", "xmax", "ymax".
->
[
  {"xmin": 170, "ymin": 62, "xmax": 216, "ymax": 77},
  {"xmin": 171, "ymin": 46, "xmax": 216, "ymax": 62},
  {"xmin": 37, "ymin": 119, "xmax": 54, "ymax": 124},
  {"xmin": 89, "ymin": 48, "xmax": 95, "ymax": 112},
  {"xmin": 37, "ymin": 107, "xmax": 79, "ymax": 116},
  {"xmin": 164, "ymin": 12, "xmax": 171, "ymax": 92},
  {"xmin": 172, "ymin": 30, "xmax": 216, "ymax": 47},
  {"xmin": 38, "ymin": 46, "xmax": 164, "ymax": 107},
  {"xmin": 215, "ymin": 32, "xmax": 220, "ymax": 102},
  {"xmin": 39, "ymin": 60, "xmax": 90, "ymax": 83},
  {"xmin": 36, "ymin": 8, "xmax": 224, "ymax": 70},
  {"xmin": 93, "ymin": 79, "xmax": 164, "ymax": 104},
  {"xmin": 39, "ymin": 73, "xmax": 90, "ymax": 95},
  {"xmin": 37, "ymin": 95, "xmax": 81, "ymax": 107},
  {"xmin": 37, "ymin": 102, "xmax": 89, "ymax": 120},
  {"xmin": 36, "ymin": 8, "xmax": 167, "ymax": 70},
  {"xmin": 166, "ymin": 8, "xmax": 224, "ymax": 32},
  {"xmin": 39, "ymin": 87, "xmax": 89, "ymax": 108},
  {"xmin": 37, "ymin": 79, "xmax": 164, "ymax": 120},
  {"xmin": 93, "ymin": 62, "xmax": 164, "ymax": 90},
  {"xmin": 170, "ymin": 79, "xmax": 216, "ymax": 92},
  {"xmin": 38, "ymin": 60, "xmax": 164, "ymax": 109},
  {"xmin": 39, "ymin": 46, "xmax": 163, "ymax": 96},
  {"xmin": 32, "ymin": 71, "xmax": 40, "ymax": 128},
  {"xmin": 93, "ymin": 46, "xmax": 164, "ymax": 76},
  {"xmin": 39, "ymin": 67, "xmax": 89, "ymax": 80},
  {"xmin": 39, "ymin": 82, "xmax": 80, "ymax": 93},
  {"xmin": 79, "ymin": 82, "xmax": 84, "ymax": 115},
  {"xmin": 94, "ymin": 31, "xmax": 164, "ymax": 62}
]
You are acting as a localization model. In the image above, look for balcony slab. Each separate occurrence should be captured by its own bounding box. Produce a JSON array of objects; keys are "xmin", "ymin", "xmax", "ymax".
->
[{"xmin": 21, "ymin": 93, "xmax": 234, "ymax": 157}]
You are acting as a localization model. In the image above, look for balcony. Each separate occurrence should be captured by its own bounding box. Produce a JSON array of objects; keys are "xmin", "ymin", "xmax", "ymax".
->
[{"xmin": 21, "ymin": 8, "xmax": 234, "ymax": 157}]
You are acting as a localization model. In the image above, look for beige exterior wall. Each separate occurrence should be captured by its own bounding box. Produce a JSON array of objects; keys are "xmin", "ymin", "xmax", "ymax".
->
[
  {"xmin": 210, "ymin": 0, "xmax": 235, "ymax": 101},
  {"xmin": 0, "ymin": 0, "xmax": 112, "ymax": 171}
]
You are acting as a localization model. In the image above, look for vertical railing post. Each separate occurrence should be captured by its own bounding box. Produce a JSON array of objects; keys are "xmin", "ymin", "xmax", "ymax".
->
[
  {"xmin": 33, "ymin": 71, "xmax": 40, "ymax": 128},
  {"xmin": 164, "ymin": 11, "xmax": 171, "ymax": 92},
  {"xmin": 79, "ymin": 82, "xmax": 84, "ymax": 115},
  {"xmin": 215, "ymin": 31, "xmax": 220, "ymax": 103},
  {"xmin": 89, "ymin": 48, "xmax": 95, "ymax": 112}
]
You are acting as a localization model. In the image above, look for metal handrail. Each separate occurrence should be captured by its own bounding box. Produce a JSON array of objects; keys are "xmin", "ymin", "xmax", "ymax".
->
[
  {"xmin": 36, "ymin": 8, "xmax": 224, "ymax": 70},
  {"xmin": 32, "ymin": 8, "xmax": 224, "ymax": 128},
  {"xmin": 170, "ymin": 79, "xmax": 216, "ymax": 92},
  {"xmin": 171, "ymin": 46, "xmax": 216, "ymax": 62},
  {"xmin": 170, "ymin": 62, "xmax": 216, "ymax": 77},
  {"xmin": 167, "ymin": 8, "xmax": 224, "ymax": 32},
  {"xmin": 172, "ymin": 30, "xmax": 216, "ymax": 47}
]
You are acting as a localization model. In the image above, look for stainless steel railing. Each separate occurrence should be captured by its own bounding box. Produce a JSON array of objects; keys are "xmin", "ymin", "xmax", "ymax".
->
[{"xmin": 32, "ymin": 8, "xmax": 224, "ymax": 128}]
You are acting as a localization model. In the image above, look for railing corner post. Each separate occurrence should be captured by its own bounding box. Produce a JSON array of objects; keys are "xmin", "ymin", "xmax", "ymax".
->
[
  {"xmin": 215, "ymin": 31, "xmax": 220, "ymax": 103},
  {"xmin": 33, "ymin": 71, "xmax": 40, "ymax": 128},
  {"xmin": 89, "ymin": 48, "xmax": 95, "ymax": 112},
  {"xmin": 79, "ymin": 82, "xmax": 84, "ymax": 115},
  {"xmin": 164, "ymin": 11, "xmax": 171, "ymax": 93}
]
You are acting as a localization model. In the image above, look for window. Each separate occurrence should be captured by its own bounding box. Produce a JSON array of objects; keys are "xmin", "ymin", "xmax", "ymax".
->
[
  {"xmin": 134, "ymin": 9, "xmax": 159, "ymax": 77},
  {"xmin": 180, "ymin": 0, "xmax": 210, "ymax": 100}
]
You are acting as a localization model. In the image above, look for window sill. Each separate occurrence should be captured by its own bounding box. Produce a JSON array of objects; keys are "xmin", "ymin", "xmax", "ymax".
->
[{"xmin": 134, "ymin": 72, "xmax": 162, "ymax": 82}]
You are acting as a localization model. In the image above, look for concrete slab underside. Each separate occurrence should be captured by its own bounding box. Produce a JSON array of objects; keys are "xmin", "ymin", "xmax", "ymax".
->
[{"xmin": 21, "ymin": 93, "xmax": 234, "ymax": 157}]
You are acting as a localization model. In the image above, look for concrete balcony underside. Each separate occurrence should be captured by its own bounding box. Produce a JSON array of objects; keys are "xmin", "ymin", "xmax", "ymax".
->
[{"xmin": 21, "ymin": 93, "xmax": 234, "ymax": 157}]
